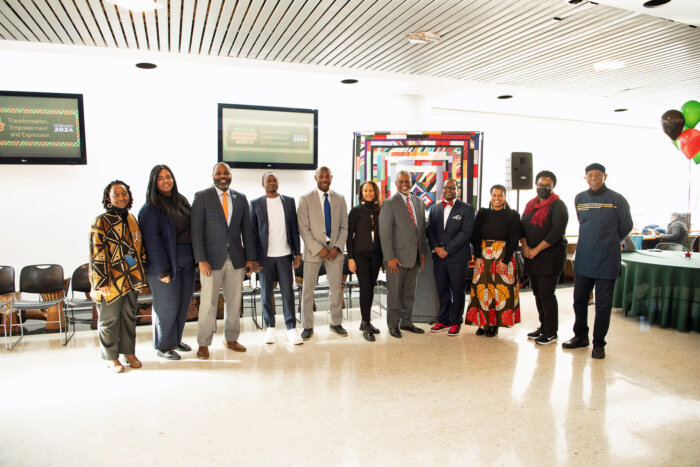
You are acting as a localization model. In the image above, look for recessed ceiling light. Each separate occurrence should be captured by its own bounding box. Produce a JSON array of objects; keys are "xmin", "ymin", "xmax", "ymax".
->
[
  {"xmin": 593, "ymin": 60, "xmax": 625, "ymax": 71},
  {"xmin": 643, "ymin": 0, "xmax": 671, "ymax": 8},
  {"xmin": 497, "ymin": 95, "xmax": 513, "ymax": 99},
  {"xmin": 614, "ymin": 108, "xmax": 628, "ymax": 112},
  {"xmin": 136, "ymin": 62, "xmax": 157, "ymax": 69},
  {"xmin": 104, "ymin": 0, "xmax": 163, "ymax": 12},
  {"xmin": 341, "ymin": 79, "xmax": 358, "ymax": 84},
  {"xmin": 407, "ymin": 31, "xmax": 441, "ymax": 44}
]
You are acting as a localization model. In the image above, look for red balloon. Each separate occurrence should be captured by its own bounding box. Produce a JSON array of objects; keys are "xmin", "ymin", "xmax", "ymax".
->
[{"xmin": 678, "ymin": 128, "xmax": 700, "ymax": 159}]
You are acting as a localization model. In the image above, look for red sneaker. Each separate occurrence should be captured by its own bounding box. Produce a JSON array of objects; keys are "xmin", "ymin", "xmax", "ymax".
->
[
  {"xmin": 447, "ymin": 324, "xmax": 461, "ymax": 336},
  {"xmin": 430, "ymin": 322, "xmax": 449, "ymax": 333}
]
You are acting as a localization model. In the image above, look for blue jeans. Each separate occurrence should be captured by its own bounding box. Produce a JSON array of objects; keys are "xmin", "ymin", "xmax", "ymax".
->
[
  {"xmin": 260, "ymin": 255, "xmax": 296, "ymax": 330},
  {"xmin": 149, "ymin": 243, "xmax": 195, "ymax": 351}
]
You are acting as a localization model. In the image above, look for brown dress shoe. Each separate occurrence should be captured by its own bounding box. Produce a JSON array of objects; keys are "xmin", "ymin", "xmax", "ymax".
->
[
  {"xmin": 125, "ymin": 354, "xmax": 142, "ymax": 369},
  {"xmin": 107, "ymin": 360, "xmax": 125, "ymax": 373},
  {"xmin": 197, "ymin": 346, "xmax": 210, "ymax": 360},
  {"xmin": 224, "ymin": 340, "xmax": 246, "ymax": 352}
]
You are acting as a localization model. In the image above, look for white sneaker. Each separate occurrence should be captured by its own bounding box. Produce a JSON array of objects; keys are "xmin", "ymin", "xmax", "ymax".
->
[
  {"xmin": 287, "ymin": 328, "xmax": 303, "ymax": 345},
  {"xmin": 265, "ymin": 327, "xmax": 276, "ymax": 344}
]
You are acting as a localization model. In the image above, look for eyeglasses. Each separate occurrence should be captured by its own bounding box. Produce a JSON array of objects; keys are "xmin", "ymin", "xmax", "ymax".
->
[
  {"xmin": 443, "ymin": 186, "xmax": 457, "ymax": 190},
  {"xmin": 536, "ymin": 184, "xmax": 553, "ymax": 189},
  {"xmin": 586, "ymin": 173, "xmax": 605, "ymax": 180}
]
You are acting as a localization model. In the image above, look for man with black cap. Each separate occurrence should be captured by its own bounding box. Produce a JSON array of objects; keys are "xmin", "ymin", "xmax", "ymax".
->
[{"xmin": 563, "ymin": 163, "xmax": 632, "ymax": 359}]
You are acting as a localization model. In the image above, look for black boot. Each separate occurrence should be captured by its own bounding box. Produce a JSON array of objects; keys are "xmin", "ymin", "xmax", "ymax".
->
[
  {"xmin": 485, "ymin": 325, "xmax": 499, "ymax": 337},
  {"xmin": 361, "ymin": 321, "xmax": 375, "ymax": 342}
]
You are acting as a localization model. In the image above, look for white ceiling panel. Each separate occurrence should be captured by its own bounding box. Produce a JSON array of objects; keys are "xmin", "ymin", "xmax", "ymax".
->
[{"xmin": 0, "ymin": 0, "xmax": 697, "ymax": 108}]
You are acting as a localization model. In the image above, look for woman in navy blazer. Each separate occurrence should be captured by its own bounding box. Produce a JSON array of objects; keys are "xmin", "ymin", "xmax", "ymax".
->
[{"xmin": 138, "ymin": 165, "xmax": 195, "ymax": 361}]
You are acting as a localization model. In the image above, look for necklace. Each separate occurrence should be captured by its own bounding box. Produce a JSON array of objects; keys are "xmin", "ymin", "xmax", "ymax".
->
[{"xmin": 362, "ymin": 202, "xmax": 376, "ymax": 228}]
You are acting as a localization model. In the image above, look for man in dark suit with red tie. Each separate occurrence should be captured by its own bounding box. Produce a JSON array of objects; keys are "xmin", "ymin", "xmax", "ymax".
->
[
  {"xmin": 426, "ymin": 178, "xmax": 476, "ymax": 336},
  {"xmin": 379, "ymin": 170, "xmax": 427, "ymax": 338}
]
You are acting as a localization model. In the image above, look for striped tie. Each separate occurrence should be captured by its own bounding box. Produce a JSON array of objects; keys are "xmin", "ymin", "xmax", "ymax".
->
[{"xmin": 406, "ymin": 196, "xmax": 416, "ymax": 227}]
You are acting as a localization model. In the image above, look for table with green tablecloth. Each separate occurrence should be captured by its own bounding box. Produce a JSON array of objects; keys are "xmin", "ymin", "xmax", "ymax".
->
[{"xmin": 612, "ymin": 251, "xmax": 700, "ymax": 332}]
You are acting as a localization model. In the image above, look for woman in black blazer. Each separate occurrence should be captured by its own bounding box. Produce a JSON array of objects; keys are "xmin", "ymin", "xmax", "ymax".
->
[
  {"xmin": 138, "ymin": 165, "xmax": 195, "ymax": 361},
  {"xmin": 520, "ymin": 170, "xmax": 569, "ymax": 345},
  {"xmin": 347, "ymin": 181, "xmax": 383, "ymax": 342}
]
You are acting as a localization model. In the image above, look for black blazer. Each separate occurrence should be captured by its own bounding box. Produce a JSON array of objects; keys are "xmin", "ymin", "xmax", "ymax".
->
[
  {"xmin": 138, "ymin": 204, "xmax": 179, "ymax": 279},
  {"xmin": 250, "ymin": 194, "xmax": 301, "ymax": 260},
  {"xmin": 191, "ymin": 186, "xmax": 256, "ymax": 270},
  {"xmin": 426, "ymin": 199, "xmax": 476, "ymax": 264}
]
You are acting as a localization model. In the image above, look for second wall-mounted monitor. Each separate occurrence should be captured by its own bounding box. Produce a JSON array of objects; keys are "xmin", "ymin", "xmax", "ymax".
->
[{"xmin": 218, "ymin": 103, "xmax": 317, "ymax": 170}]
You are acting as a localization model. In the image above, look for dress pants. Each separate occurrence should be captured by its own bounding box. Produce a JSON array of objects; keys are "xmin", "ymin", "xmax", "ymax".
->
[
  {"xmin": 97, "ymin": 290, "xmax": 138, "ymax": 360},
  {"xmin": 301, "ymin": 255, "xmax": 344, "ymax": 328},
  {"xmin": 572, "ymin": 273, "xmax": 616, "ymax": 346},
  {"xmin": 197, "ymin": 258, "xmax": 244, "ymax": 346},
  {"xmin": 353, "ymin": 251, "xmax": 381, "ymax": 323},
  {"xmin": 385, "ymin": 252, "xmax": 420, "ymax": 328},
  {"xmin": 149, "ymin": 243, "xmax": 195, "ymax": 351},
  {"xmin": 434, "ymin": 258, "xmax": 467, "ymax": 326},
  {"xmin": 529, "ymin": 273, "xmax": 559, "ymax": 336},
  {"xmin": 260, "ymin": 255, "xmax": 296, "ymax": 330}
]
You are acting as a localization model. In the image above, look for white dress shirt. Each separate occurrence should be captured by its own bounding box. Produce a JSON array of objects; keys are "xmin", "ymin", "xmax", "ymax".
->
[{"xmin": 443, "ymin": 202, "xmax": 453, "ymax": 229}]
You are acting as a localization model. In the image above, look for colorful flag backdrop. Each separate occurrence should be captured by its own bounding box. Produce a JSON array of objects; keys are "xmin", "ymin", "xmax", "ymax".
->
[{"xmin": 352, "ymin": 132, "xmax": 483, "ymax": 214}]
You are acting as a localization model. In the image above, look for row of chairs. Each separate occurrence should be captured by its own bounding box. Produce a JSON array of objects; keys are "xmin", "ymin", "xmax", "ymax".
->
[
  {"xmin": 0, "ymin": 261, "xmax": 376, "ymax": 351},
  {"xmin": 1, "ymin": 264, "xmax": 75, "ymax": 350}
]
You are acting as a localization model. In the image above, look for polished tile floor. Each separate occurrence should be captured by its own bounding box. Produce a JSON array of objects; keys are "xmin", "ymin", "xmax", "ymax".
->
[{"xmin": 2, "ymin": 286, "xmax": 699, "ymax": 466}]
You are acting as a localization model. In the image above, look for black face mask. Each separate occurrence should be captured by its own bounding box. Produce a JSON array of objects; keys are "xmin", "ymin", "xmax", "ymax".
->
[{"xmin": 537, "ymin": 188, "xmax": 552, "ymax": 200}]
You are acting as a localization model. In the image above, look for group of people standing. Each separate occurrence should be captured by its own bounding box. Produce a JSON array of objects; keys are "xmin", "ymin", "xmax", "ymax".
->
[{"xmin": 88, "ymin": 161, "xmax": 631, "ymax": 373}]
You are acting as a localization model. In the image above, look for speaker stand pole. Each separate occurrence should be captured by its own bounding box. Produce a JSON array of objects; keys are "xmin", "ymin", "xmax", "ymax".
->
[{"xmin": 516, "ymin": 189, "xmax": 520, "ymax": 211}]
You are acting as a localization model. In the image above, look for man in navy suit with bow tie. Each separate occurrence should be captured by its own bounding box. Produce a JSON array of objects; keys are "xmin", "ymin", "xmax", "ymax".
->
[{"xmin": 426, "ymin": 178, "xmax": 475, "ymax": 336}]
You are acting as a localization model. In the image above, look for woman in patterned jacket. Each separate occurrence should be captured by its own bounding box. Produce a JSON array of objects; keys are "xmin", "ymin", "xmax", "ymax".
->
[{"xmin": 89, "ymin": 180, "xmax": 147, "ymax": 373}]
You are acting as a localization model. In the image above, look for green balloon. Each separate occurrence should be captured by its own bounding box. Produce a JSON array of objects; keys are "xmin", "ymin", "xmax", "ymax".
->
[
  {"xmin": 681, "ymin": 100, "xmax": 700, "ymax": 128},
  {"xmin": 694, "ymin": 151, "xmax": 700, "ymax": 164}
]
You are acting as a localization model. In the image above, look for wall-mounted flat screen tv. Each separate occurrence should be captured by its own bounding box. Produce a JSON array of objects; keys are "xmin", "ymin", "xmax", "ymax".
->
[
  {"xmin": 218, "ymin": 103, "xmax": 317, "ymax": 170},
  {"xmin": 0, "ymin": 91, "xmax": 87, "ymax": 165}
]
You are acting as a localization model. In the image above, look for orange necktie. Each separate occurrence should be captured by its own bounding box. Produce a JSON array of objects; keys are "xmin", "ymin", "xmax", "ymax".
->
[{"xmin": 222, "ymin": 192, "xmax": 229, "ymax": 223}]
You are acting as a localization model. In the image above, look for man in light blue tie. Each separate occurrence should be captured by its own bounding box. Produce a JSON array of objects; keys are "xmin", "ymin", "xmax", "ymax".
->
[{"xmin": 297, "ymin": 166, "xmax": 349, "ymax": 339}]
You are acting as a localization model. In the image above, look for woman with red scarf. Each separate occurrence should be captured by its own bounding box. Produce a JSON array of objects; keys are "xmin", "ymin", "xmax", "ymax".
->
[{"xmin": 520, "ymin": 170, "xmax": 569, "ymax": 345}]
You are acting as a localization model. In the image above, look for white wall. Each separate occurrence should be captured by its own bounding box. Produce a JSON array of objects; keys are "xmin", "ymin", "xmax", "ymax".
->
[
  {"xmin": 1, "ymin": 43, "xmax": 696, "ymax": 277},
  {"xmin": 0, "ymin": 45, "xmax": 427, "ymax": 275},
  {"xmin": 432, "ymin": 108, "xmax": 699, "ymax": 235}
]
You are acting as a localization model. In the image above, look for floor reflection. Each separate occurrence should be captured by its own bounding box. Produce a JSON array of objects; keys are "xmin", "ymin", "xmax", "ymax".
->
[{"xmin": 1, "ymin": 287, "xmax": 699, "ymax": 465}]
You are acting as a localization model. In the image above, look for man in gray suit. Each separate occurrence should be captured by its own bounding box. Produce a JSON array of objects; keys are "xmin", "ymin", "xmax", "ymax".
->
[
  {"xmin": 379, "ymin": 170, "xmax": 427, "ymax": 338},
  {"xmin": 297, "ymin": 166, "xmax": 349, "ymax": 339},
  {"xmin": 191, "ymin": 162, "xmax": 256, "ymax": 359}
]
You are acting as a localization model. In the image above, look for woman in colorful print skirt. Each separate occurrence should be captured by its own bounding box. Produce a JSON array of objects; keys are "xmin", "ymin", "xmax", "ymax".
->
[{"xmin": 465, "ymin": 184, "xmax": 521, "ymax": 337}]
